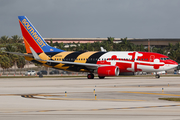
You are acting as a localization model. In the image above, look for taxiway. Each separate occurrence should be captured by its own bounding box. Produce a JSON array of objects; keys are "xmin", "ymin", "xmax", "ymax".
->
[{"xmin": 0, "ymin": 76, "xmax": 180, "ymax": 120}]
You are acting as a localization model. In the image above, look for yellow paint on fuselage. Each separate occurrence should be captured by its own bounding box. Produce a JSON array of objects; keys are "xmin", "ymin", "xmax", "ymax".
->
[
  {"xmin": 74, "ymin": 51, "xmax": 96, "ymax": 63},
  {"xmin": 51, "ymin": 51, "xmax": 73, "ymax": 60},
  {"xmin": 39, "ymin": 53, "xmax": 50, "ymax": 60},
  {"xmin": 52, "ymin": 51, "xmax": 73, "ymax": 70},
  {"xmin": 52, "ymin": 51, "xmax": 96, "ymax": 71},
  {"xmin": 38, "ymin": 52, "xmax": 50, "ymax": 64},
  {"xmin": 80, "ymin": 69, "xmax": 88, "ymax": 72},
  {"xmin": 24, "ymin": 51, "xmax": 96, "ymax": 72}
]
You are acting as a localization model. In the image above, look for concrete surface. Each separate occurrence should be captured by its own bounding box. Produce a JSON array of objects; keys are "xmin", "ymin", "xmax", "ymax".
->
[{"xmin": 0, "ymin": 76, "xmax": 180, "ymax": 120}]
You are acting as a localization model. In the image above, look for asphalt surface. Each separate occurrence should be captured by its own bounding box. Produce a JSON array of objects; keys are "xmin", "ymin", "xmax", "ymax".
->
[{"xmin": 0, "ymin": 76, "xmax": 180, "ymax": 120}]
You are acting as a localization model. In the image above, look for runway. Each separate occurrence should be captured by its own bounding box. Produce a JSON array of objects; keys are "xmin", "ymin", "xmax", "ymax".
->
[{"xmin": 0, "ymin": 76, "xmax": 180, "ymax": 120}]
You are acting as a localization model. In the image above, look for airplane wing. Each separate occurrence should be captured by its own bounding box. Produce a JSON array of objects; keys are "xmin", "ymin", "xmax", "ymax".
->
[
  {"xmin": 46, "ymin": 59, "xmax": 100, "ymax": 69},
  {"xmin": 30, "ymin": 47, "xmax": 109, "ymax": 70},
  {"xmin": 4, "ymin": 52, "xmax": 33, "ymax": 57}
]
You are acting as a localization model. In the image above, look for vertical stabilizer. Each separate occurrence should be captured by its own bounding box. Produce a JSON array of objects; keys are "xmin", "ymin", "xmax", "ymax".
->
[{"xmin": 18, "ymin": 16, "xmax": 64, "ymax": 53}]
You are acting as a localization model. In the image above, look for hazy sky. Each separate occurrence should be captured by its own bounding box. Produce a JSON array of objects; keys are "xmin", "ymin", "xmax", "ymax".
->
[{"xmin": 1, "ymin": 0, "xmax": 180, "ymax": 38}]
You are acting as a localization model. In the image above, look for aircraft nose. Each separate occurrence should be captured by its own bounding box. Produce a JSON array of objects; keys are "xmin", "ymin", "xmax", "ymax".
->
[
  {"xmin": 171, "ymin": 60, "xmax": 178, "ymax": 65},
  {"xmin": 169, "ymin": 60, "xmax": 178, "ymax": 68}
]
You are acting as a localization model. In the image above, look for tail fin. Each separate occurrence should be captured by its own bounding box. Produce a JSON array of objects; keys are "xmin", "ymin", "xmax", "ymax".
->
[{"xmin": 18, "ymin": 16, "xmax": 64, "ymax": 54}]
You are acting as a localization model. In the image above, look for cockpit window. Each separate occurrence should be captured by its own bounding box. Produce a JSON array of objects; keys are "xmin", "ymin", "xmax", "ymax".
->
[{"xmin": 160, "ymin": 58, "xmax": 170, "ymax": 60}]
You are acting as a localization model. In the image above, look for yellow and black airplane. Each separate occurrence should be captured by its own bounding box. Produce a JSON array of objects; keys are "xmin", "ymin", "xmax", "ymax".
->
[{"xmin": 7, "ymin": 16, "xmax": 178, "ymax": 79}]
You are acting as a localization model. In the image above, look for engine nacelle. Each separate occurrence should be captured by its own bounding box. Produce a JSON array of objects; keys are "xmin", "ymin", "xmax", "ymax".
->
[{"xmin": 97, "ymin": 66, "xmax": 119, "ymax": 76}]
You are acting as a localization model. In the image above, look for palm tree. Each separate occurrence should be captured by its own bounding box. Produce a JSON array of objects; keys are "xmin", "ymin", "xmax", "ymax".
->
[
  {"xmin": 17, "ymin": 56, "xmax": 26, "ymax": 74},
  {"xmin": 11, "ymin": 35, "xmax": 22, "ymax": 43},
  {"xmin": 5, "ymin": 44, "xmax": 15, "ymax": 52},
  {"xmin": 16, "ymin": 44, "xmax": 26, "ymax": 53},
  {"xmin": 0, "ymin": 36, "xmax": 9, "ymax": 44},
  {"xmin": 0, "ymin": 55, "xmax": 11, "ymax": 74}
]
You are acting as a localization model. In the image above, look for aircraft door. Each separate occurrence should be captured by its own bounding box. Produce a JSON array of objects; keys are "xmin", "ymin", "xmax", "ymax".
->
[{"xmin": 150, "ymin": 55, "xmax": 155, "ymax": 62}]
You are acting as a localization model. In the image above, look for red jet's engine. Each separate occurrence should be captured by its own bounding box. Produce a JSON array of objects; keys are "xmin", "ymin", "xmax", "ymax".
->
[{"xmin": 97, "ymin": 66, "xmax": 119, "ymax": 76}]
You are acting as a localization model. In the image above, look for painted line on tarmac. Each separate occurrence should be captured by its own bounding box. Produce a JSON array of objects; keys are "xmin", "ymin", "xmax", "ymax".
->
[
  {"xmin": 43, "ymin": 98, "xmax": 144, "ymax": 101},
  {"xmin": 120, "ymin": 91, "xmax": 180, "ymax": 96},
  {"xmin": 91, "ymin": 104, "xmax": 180, "ymax": 111},
  {"xmin": 21, "ymin": 94, "xmax": 144, "ymax": 101},
  {"xmin": 0, "ymin": 94, "xmax": 144, "ymax": 101},
  {"xmin": 0, "ymin": 94, "xmax": 21, "ymax": 96}
]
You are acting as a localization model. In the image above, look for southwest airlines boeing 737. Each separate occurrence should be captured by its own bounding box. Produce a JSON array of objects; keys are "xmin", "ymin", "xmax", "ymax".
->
[{"xmin": 8, "ymin": 16, "xmax": 178, "ymax": 79}]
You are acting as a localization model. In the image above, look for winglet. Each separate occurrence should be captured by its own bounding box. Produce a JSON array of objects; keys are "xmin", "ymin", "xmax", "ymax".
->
[{"xmin": 30, "ymin": 47, "xmax": 44, "ymax": 61}]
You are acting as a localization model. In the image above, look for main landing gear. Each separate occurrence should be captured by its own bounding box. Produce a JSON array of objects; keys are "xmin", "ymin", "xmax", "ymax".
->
[
  {"xmin": 87, "ymin": 74, "xmax": 94, "ymax": 79},
  {"xmin": 87, "ymin": 74, "xmax": 105, "ymax": 79},
  {"xmin": 98, "ymin": 76, "xmax": 105, "ymax": 79},
  {"xmin": 155, "ymin": 74, "xmax": 160, "ymax": 78}
]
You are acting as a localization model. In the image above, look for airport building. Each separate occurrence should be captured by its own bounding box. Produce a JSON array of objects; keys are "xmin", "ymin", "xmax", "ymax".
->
[{"xmin": 44, "ymin": 38, "xmax": 180, "ymax": 47}]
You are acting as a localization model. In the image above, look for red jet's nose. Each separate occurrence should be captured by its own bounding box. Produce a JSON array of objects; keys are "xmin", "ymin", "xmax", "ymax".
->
[
  {"xmin": 163, "ymin": 60, "xmax": 178, "ymax": 71},
  {"xmin": 166, "ymin": 60, "xmax": 178, "ymax": 65},
  {"xmin": 171, "ymin": 60, "xmax": 178, "ymax": 65}
]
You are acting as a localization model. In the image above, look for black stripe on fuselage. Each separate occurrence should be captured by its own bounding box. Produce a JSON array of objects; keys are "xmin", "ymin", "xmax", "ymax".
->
[
  {"xmin": 86, "ymin": 52, "xmax": 106, "ymax": 64},
  {"xmin": 31, "ymin": 60, "xmax": 43, "ymax": 65},
  {"xmin": 63, "ymin": 51, "xmax": 86, "ymax": 62}
]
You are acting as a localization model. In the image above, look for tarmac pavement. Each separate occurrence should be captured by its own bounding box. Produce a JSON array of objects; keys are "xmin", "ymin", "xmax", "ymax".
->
[{"xmin": 0, "ymin": 76, "xmax": 180, "ymax": 120}]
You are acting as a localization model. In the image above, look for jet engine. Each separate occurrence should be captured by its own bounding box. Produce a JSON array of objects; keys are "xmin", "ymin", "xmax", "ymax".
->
[{"xmin": 97, "ymin": 66, "xmax": 119, "ymax": 76}]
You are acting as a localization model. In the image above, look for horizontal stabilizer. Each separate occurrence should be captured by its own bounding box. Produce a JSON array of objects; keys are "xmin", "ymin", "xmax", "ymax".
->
[
  {"xmin": 30, "ymin": 47, "xmax": 44, "ymax": 61},
  {"xmin": 4, "ymin": 51, "xmax": 33, "ymax": 57}
]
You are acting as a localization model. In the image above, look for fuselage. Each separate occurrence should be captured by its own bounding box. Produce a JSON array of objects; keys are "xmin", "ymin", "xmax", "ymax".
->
[
  {"xmin": 25, "ymin": 51, "xmax": 178, "ymax": 73},
  {"xmin": 18, "ymin": 16, "xmax": 178, "ymax": 79}
]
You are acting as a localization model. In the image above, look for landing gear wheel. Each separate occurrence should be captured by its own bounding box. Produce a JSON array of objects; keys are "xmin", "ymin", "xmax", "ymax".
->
[
  {"xmin": 87, "ymin": 74, "xmax": 94, "ymax": 79},
  {"xmin": 155, "ymin": 74, "xmax": 160, "ymax": 78},
  {"xmin": 98, "ymin": 76, "xmax": 105, "ymax": 79}
]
